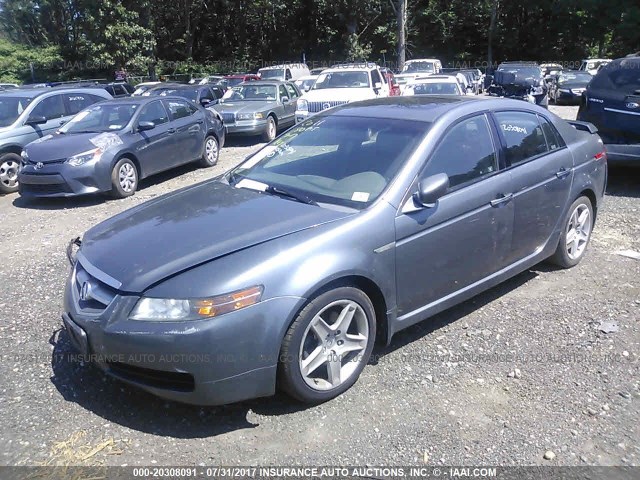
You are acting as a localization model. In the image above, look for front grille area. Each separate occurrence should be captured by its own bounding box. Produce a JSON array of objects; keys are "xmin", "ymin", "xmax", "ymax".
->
[
  {"xmin": 21, "ymin": 183, "xmax": 71, "ymax": 195},
  {"xmin": 107, "ymin": 362, "xmax": 195, "ymax": 392},
  {"xmin": 221, "ymin": 112, "xmax": 236, "ymax": 124},
  {"xmin": 74, "ymin": 262, "xmax": 117, "ymax": 312},
  {"xmin": 308, "ymin": 100, "xmax": 348, "ymax": 113}
]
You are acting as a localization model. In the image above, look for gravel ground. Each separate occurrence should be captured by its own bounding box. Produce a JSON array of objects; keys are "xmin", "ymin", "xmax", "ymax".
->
[{"xmin": 0, "ymin": 105, "xmax": 639, "ymax": 468}]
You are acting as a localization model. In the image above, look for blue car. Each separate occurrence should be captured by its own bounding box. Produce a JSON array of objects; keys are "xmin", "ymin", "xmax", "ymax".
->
[
  {"xmin": 19, "ymin": 96, "xmax": 225, "ymax": 198},
  {"xmin": 63, "ymin": 96, "xmax": 606, "ymax": 406}
]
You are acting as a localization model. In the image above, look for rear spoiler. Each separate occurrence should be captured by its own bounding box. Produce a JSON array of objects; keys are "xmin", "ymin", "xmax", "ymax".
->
[{"xmin": 567, "ymin": 120, "xmax": 598, "ymax": 134}]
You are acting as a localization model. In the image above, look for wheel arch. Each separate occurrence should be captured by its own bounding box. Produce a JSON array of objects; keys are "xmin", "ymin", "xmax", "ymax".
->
[
  {"xmin": 0, "ymin": 145, "xmax": 24, "ymax": 156},
  {"xmin": 285, "ymin": 274, "xmax": 389, "ymax": 348},
  {"xmin": 578, "ymin": 187, "xmax": 598, "ymax": 220}
]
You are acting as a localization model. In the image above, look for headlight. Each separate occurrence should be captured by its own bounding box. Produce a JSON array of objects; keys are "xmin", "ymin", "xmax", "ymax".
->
[
  {"xmin": 571, "ymin": 88, "xmax": 585, "ymax": 95},
  {"xmin": 531, "ymin": 86, "xmax": 544, "ymax": 95},
  {"xmin": 297, "ymin": 99, "xmax": 308, "ymax": 111},
  {"xmin": 129, "ymin": 286, "xmax": 263, "ymax": 321},
  {"xmin": 236, "ymin": 112, "xmax": 265, "ymax": 120},
  {"xmin": 67, "ymin": 147, "xmax": 103, "ymax": 166},
  {"xmin": 558, "ymin": 88, "xmax": 571, "ymax": 93}
]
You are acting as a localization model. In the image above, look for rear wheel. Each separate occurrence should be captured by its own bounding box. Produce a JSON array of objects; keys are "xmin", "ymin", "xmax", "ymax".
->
[
  {"xmin": 0, "ymin": 152, "xmax": 21, "ymax": 194},
  {"xmin": 261, "ymin": 116, "xmax": 277, "ymax": 143},
  {"xmin": 549, "ymin": 196, "xmax": 594, "ymax": 268},
  {"xmin": 278, "ymin": 287, "xmax": 376, "ymax": 404},
  {"xmin": 110, "ymin": 158, "xmax": 138, "ymax": 199},
  {"xmin": 198, "ymin": 135, "xmax": 219, "ymax": 167}
]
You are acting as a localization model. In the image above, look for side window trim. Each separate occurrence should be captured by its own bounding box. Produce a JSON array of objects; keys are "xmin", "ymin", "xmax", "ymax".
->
[{"xmin": 536, "ymin": 113, "xmax": 567, "ymax": 151}]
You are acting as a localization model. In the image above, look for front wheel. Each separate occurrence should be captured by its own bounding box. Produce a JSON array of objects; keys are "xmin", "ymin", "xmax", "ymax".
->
[
  {"xmin": 549, "ymin": 196, "xmax": 594, "ymax": 268},
  {"xmin": 110, "ymin": 158, "xmax": 138, "ymax": 199},
  {"xmin": 0, "ymin": 152, "xmax": 21, "ymax": 194},
  {"xmin": 261, "ymin": 116, "xmax": 277, "ymax": 143},
  {"xmin": 278, "ymin": 287, "xmax": 376, "ymax": 404},
  {"xmin": 199, "ymin": 135, "xmax": 219, "ymax": 167}
]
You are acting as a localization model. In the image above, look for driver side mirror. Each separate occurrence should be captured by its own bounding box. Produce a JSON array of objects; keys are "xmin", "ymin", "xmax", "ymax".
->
[
  {"xmin": 200, "ymin": 98, "xmax": 212, "ymax": 107},
  {"xmin": 282, "ymin": 96, "xmax": 290, "ymax": 103},
  {"xmin": 26, "ymin": 115, "xmax": 47, "ymax": 125},
  {"xmin": 374, "ymin": 82, "xmax": 382, "ymax": 92},
  {"xmin": 402, "ymin": 173, "xmax": 449, "ymax": 213},
  {"xmin": 137, "ymin": 121, "xmax": 155, "ymax": 132}
]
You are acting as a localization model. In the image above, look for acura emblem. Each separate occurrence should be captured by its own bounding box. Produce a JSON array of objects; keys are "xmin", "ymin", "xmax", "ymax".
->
[
  {"xmin": 35, "ymin": 162, "xmax": 44, "ymax": 169},
  {"xmin": 626, "ymin": 102, "xmax": 639, "ymax": 110},
  {"xmin": 80, "ymin": 281, "xmax": 92, "ymax": 301},
  {"xmin": 322, "ymin": 102, "xmax": 331, "ymax": 110}
]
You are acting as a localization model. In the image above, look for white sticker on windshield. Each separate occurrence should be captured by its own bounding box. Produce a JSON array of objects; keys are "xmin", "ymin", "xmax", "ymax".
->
[
  {"xmin": 236, "ymin": 178, "xmax": 268, "ymax": 192},
  {"xmin": 351, "ymin": 192, "xmax": 370, "ymax": 202}
]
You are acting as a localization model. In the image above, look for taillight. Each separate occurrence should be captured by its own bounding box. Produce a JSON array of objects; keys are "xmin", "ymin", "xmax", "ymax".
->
[{"xmin": 594, "ymin": 151, "xmax": 606, "ymax": 162}]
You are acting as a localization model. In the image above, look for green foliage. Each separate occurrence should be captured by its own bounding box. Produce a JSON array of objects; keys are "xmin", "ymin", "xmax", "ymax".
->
[{"xmin": 0, "ymin": 0, "xmax": 638, "ymax": 80}]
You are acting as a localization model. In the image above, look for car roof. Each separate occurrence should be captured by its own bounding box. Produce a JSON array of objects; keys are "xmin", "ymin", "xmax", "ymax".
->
[
  {"xmin": 237, "ymin": 80, "xmax": 289, "ymax": 86},
  {"xmin": 405, "ymin": 58, "xmax": 441, "ymax": 63},
  {"xmin": 90, "ymin": 96, "xmax": 188, "ymax": 106},
  {"xmin": 0, "ymin": 87, "xmax": 108, "ymax": 98},
  {"xmin": 413, "ymin": 76, "xmax": 458, "ymax": 82},
  {"xmin": 330, "ymin": 96, "xmax": 528, "ymax": 123}
]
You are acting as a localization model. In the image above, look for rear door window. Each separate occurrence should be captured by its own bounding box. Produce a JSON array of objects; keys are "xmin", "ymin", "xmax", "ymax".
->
[
  {"xmin": 64, "ymin": 93, "xmax": 105, "ymax": 115},
  {"xmin": 537, "ymin": 115, "xmax": 566, "ymax": 151},
  {"xmin": 164, "ymin": 99, "xmax": 196, "ymax": 120},
  {"xmin": 494, "ymin": 111, "xmax": 549, "ymax": 166}
]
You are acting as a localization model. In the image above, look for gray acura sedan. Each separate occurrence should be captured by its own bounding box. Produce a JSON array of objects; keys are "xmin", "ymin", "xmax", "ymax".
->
[{"xmin": 63, "ymin": 96, "xmax": 606, "ymax": 406}]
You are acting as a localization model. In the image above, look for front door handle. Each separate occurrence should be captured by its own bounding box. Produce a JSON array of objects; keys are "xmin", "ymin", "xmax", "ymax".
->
[
  {"xmin": 556, "ymin": 167, "xmax": 571, "ymax": 179},
  {"xmin": 490, "ymin": 193, "xmax": 513, "ymax": 207}
]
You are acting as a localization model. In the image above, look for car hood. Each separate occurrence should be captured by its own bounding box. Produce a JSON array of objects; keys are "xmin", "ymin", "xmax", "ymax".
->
[
  {"xmin": 302, "ymin": 88, "xmax": 375, "ymax": 102},
  {"xmin": 80, "ymin": 180, "xmax": 353, "ymax": 292},
  {"xmin": 213, "ymin": 101, "xmax": 273, "ymax": 114},
  {"xmin": 25, "ymin": 132, "xmax": 123, "ymax": 162}
]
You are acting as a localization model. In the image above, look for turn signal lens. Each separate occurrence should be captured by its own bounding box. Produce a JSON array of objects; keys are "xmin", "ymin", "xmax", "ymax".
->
[{"xmin": 194, "ymin": 286, "xmax": 263, "ymax": 317}]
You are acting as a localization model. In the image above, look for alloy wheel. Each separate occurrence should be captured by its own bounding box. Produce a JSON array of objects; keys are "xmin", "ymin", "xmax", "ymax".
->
[
  {"xmin": 298, "ymin": 299, "xmax": 369, "ymax": 391},
  {"xmin": 566, "ymin": 203, "xmax": 592, "ymax": 260},
  {"xmin": 118, "ymin": 163, "xmax": 136, "ymax": 193},
  {"xmin": 205, "ymin": 137, "xmax": 218, "ymax": 164}
]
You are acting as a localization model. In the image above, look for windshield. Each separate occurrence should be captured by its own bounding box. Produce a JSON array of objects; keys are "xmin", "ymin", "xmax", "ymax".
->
[
  {"xmin": 590, "ymin": 62, "xmax": 640, "ymax": 94},
  {"xmin": 313, "ymin": 71, "xmax": 370, "ymax": 89},
  {"xmin": 558, "ymin": 72, "xmax": 592, "ymax": 84},
  {"xmin": 0, "ymin": 96, "xmax": 33, "ymax": 127},
  {"xmin": 60, "ymin": 103, "xmax": 138, "ymax": 133},
  {"xmin": 160, "ymin": 89, "xmax": 197, "ymax": 102},
  {"xmin": 412, "ymin": 82, "xmax": 460, "ymax": 95},
  {"xmin": 403, "ymin": 62, "xmax": 435, "ymax": 73},
  {"xmin": 497, "ymin": 66, "xmax": 542, "ymax": 78},
  {"xmin": 222, "ymin": 84, "xmax": 277, "ymax": 101},
  {"xmin": 226, "ymin": 78, "xmax": 245, "ymax": 87},
  {"xmin": 228, "ymin": 115, "xmax": 428, "ymax": 209},
  {"xmin": 260, "ymin": 69, "xmax": 284, "ymax": 79},
  {"xmin": 297, "ymin": 78, "xmax": 316, "ymax": 90}
]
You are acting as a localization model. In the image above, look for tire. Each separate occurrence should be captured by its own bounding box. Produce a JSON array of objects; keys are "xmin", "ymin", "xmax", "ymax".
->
[
  {"xmin": 0, "ymin": 152, "xmax": 21, "ymax": 194},
  {"xmin": 549, "ymin": 196, "xmax": 594, "ymax": 268},
  {"xmin": 110, "ymin": 157, "xmax": 138, "ymax": 199},
  {"xmin": 278, "ymin": 286, "xmax": 376, "ymax": 404},
  {"xmin": 198, "ymin": 135, "xmax": 219, "ymax": 167},
  {"xmin": 261, "ymin": 116, "xmax": 277, "ymax": 143}
]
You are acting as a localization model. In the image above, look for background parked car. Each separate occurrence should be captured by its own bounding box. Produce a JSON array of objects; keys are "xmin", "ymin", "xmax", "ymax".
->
[
  {"xmin": 395, "ymin": 58, "xmax": 442, "ymax": 91},
  {"xmin": 295, "ymin": 63, "xmax": 389, "ymax": 121},
  {"xmin": 101, "ymin": 82, "xmax": 135, "ymax": 98},
  {"xmin": 132, "ymin": 81, "xmax": 161, "ymax": 96},
  {"xmin": 402, "ymin": 75, "xmax": 465, "ymax": 96},
  {"xmin": 19, "ymin": 96, "xmax": 225, "ymax": 198},
  {"xmin": 579, "ymin": 58, "xmax": 612, "ymax": 76},
  {"xmin": 577, "ymin": 54, "xmax": 640, "ymax": 165},
  {"xmin": 258, "ymin": 63, "xmax": 310, "ymax": 81},
  {"xmin": 198, "ymin": 75, "xmax": 225, "ymax": 85},
  {"xmin": 212, "ymin": 80, "xmax": 301, "ymax": 142},
  {"xmin": 294, "ymin": 75, "xmax": 319, "ymax": 93},
  {"xmin": 380, "ymin": 67, "xmax": 401, "ymax": 96},
  {"xmin": 549, "ymin": 71, "xmax": 592, "ymax": 104},
  {"xmin": 0, "ymin": 87, "xmax": 112, "ymax": 194},
  {"xmin": 143, "ymin": 83, "xmax": 223, "ymax": 107},
  {"xmin": 219, "ymin": 74, "xmax": 260, "ymax": 90},
  {"xmin": 488, "ymin": 62, "xmax": 548, "ymax": 107}
]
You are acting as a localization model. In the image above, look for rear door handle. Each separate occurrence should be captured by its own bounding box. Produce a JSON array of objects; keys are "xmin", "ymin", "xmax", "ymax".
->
[
  {"xmin": 490, "ymin": 193, "xmax": 513, "ymax": 207},
  {"xmin": 167, "ymin": 128, "xmax": 176, "ymax": 134},
  {"xmin": 556, "ymin": 167, "xmax": 571, "ymax": 179}
]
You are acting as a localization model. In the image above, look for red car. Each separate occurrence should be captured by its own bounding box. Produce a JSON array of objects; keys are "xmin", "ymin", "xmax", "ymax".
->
[
  {"xmin": 380, "ymin": 69, "xmax": 401, "ymax": 96},
  {"xmin": 222, "ymin": 74, "xmax": 260, "ymax": 89}
]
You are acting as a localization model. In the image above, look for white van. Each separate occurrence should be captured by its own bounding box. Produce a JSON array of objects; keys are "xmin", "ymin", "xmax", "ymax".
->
[
  {"xmin": 258, "ymin": 64, "xmax": 310, "ymax": 81},
  {"xmin": 395, "ymin": 58, "xmax": 443, "ymax": 90}
]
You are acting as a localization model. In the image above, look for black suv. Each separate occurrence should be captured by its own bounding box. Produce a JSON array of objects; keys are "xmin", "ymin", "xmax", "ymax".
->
[
  {"xmin": 488, "ymin": 62, "xmax": 548, "ymax": 107},
  {"xmin": 577, "ymin": 55, "xmax": 640, "ymax": 165}
]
